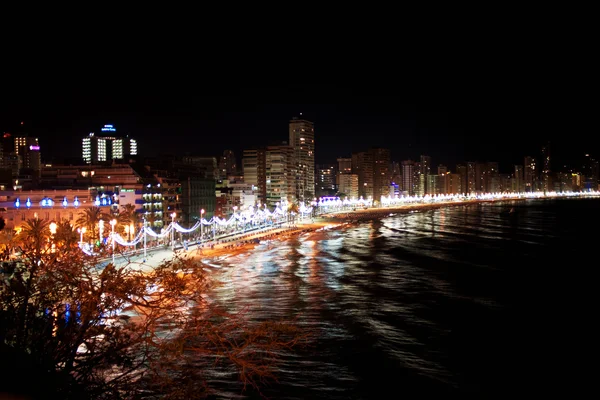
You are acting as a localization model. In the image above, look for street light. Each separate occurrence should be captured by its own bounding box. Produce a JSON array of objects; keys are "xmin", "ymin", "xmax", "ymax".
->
[
  {"xmin": 171, "ymin": 212, "xmax": 176, "ymax": 251},
  {"xmin": 98, "ymin": 220, "xmax": 104, "ymax": 245},
  {"xmin": 77, "ymin": 227, "xmax": 86, "ymax": 243},
  {"xmin": 49, "ymin": 222, "xmax": 57, "ymax": 235},
  {"xmin": 200, "ymin": 208, "xmax": 205, "ymax": 242},
  {"xmin": 143, "ymin": 217, "xmax": 147, "ymax": 262},
  {"xmin": 232, "ymin": 206, "xmax": 238, "ymax": 232},
  {"xmin": 110, "ymin": 219, "xmax": 117, "ymax": 264}
]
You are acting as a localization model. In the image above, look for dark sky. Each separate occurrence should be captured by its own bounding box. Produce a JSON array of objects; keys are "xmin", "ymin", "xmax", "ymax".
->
[{"xmin": 1, "ymin": 83, "xmax": 595, "ymax": 173}]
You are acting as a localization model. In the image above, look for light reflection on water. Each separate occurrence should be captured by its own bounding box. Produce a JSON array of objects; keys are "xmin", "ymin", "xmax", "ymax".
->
[{"xmin": 196, "ymin": 199, "xmax": 599, "ymax": 399}]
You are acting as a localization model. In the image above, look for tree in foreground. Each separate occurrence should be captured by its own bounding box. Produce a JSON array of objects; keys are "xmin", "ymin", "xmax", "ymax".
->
[{"xmin": 1, "ymin": 218, "xmax": 307, "ymax": 399}]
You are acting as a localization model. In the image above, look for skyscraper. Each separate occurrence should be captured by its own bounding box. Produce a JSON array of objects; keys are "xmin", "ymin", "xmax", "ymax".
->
[
  {"xmin": 524, "ymin": 156, "xmax": 536, "ymax": 192},
  {"xmin": 541, "ymin": 142, "xmax": 552, "ymax": 192},
  {"xmin": 467, "ymin": 162, "xmax": 477, "ymax": 193},
  {"xmin": 218, "ymin": 149, "xmax": 237, "ymax": 178},
  {"xmin": 14, "ymin": 136, "xmax": 41, "ymax": 176},
  {"xmin": 352, "ymin": 151, "xmax": 373, "ymax": 199},
  {"xmin": 338, "ymin": 173, "xmax": 359, "ymax": 199},
  {"xmin": 316, "ymin": 164, "xmax": 337, "ymax": 197},
  {"xmin": 289, "ymin": 117, "xmax": 315, "ymax": 203},
  {"xmin": 401, "ymin": 160, "xmax": 415, "ymax": 195},
  {"xmin": 266, "ymin": 145, "xmax": 295, "ymax": 207},
  {"xmin": 514, "ymin": 165, "xmax": 524, "ymax": 193},
  {"xmin": 456, "ymin": 164, "xmax": 467, "ymax": 194},
  {"xmin": 242, "ymin": 148, "xmax": 267, "ymax": 203},
  {"xmin": 420, "ymin": 155, "xmax": 431, "ymax": 194},
  {"xmin": 82, "ymin": 125, "xmax": 138, "ymax": 164},
  {"xmin": 370, "ymin": 148, "xmax": 390, "ymax": 203}
]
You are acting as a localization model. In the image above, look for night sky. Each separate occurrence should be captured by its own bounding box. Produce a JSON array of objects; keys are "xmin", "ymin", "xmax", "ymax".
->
[{"xmin": 1, "ymin": 83, "xmax": 595, "ymax": 173}]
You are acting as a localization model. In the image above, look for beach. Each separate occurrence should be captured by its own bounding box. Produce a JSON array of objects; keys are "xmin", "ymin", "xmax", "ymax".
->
[{"xmin": 186, "ymin": 197, "xmax": 523, "ymax": 262}]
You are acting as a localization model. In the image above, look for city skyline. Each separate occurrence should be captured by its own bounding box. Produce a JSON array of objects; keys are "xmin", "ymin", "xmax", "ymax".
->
[{"xmin": 1, "ymin": 85, "xmax": 596, "ymax": 170}]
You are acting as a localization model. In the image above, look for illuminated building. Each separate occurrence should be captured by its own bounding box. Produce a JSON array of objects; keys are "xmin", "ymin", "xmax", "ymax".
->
[
  {"xmin": 541, "ymin": 142, "xmax": 552, "ymax": 191},
  {"xmin": 401, "ymin": 160, "xmax": 415, "ymax": 195},
  {"xmin": 371, "ymin": 148, "xmax": 391, "ymax": 203},
  {"xmin": 514, "ymin": 165, "xmax": 524, "ymax": 193},
  {"xmin": 582, "ymin": 154, "xmax": 599, "ymax": 191},
  {"xmin": 289, "ymin": 117, "xmax": 315, "ymax": 202},
  {"xmin": 218, "ymin": 149, "xmax": 237, "ymax": 179},
  {"xmin": 420, "ymin": 155, "xmax": 432, "ymax": 194},
  {"xmin": 456, "ymin": 164, "xmax": 467, "ymax": 194},
  {"xmin": 427, "ymin": 174, "xmax": 439, "ymax": 195},
  {"xmin": 524, "ymin": 156, "xmax": 537, "ymax": 192},
  {"xmin": 448, "ymin": 173, "xmax": 463, "ymax": 194},
  {"xmin": 484, "ymin": 162, "xmax": 499, "ymax": 192},
  {"xmin": 13, "ymin": 136, "xmax": 41, "ymax": 177},
  {"xmin": 266, "ymin": 144, "xmax": 295, "ymax": 207},
  {"xmin": 352, "ymin": 151, "xmax": 373, "ymax": 199},
  {"xmin": 242, "ymin": 148, "xmax": 267, "ymax": 204},
  {"xmin": 467, "ymin": 162, "xmax": 477, "ymax": 194},
  {"xmin": 338, "ymin": 173, "xmax": 358, "ymax": 199},
  {"xmin": 337, "ymin": 157, "xmax": 352, "ymax": 175},
  {"xmin": 0, "ymin": 189, "xmax": 103, "ymax": 231},
  {"xmin": 337, "ymin": 157, "xmax": 352, "ymax": 189},
  {"xmin": 437, "ymin": 165, "xmax": 448, "ymax": 194},
  {"xmin": 82, "ymin": 125, "xmax": 138, "ymax": 164},
  {"xmin": 316, "ymin": 164, "xmax": 337, "ymax": 197}
]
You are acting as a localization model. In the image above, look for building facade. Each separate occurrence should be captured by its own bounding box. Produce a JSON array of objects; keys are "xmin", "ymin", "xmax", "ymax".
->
[
  {"xmin": 316, "ymin": 164, "xmax": 337, "ymax": 198},
  {"xmin": 401, "ymin": 160, "xmax": 415, "ymax": 195},
  {"xmin": 337, "ymin": 173, "xmax": 359, "ymax": 199},
  {"xmin": 82, "ymin": 125, "xmax": 137, "ymax": 164},
  {"xmin": 289, "ymin": 117, "xmax": 315, "ymax": 202},
  {"xmin": 524, "ymin": 156, "xmax": 537, "ymax": 192}
]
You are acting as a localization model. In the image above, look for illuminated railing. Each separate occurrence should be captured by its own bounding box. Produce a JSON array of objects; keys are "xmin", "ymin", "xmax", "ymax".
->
[{"xmin": 77, "ymin": 190, "xmax": 599, "ymax": 256}]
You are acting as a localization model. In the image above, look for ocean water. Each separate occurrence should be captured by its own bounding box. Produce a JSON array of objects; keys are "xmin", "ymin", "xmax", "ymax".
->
[{"xmin": 201, "ymin": 198, "xmax": 600, "ymax": 399}]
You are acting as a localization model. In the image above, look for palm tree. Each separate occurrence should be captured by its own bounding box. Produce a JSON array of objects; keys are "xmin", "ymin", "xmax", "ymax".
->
[
  {"xmin": 117, "ymin": 204, "xmax": 141, "ymax": 238},
  {"xmin": 53, "ymin": 220, "xmax": 79, "ymax": 249},
  {"xmin": 117, "ymin": 204, "xmax": 138, "ymax": 226},
  {"xmin": 16, "ymin": 218, "xmax": 50, "ymax": 254},
  {"xmin": 287, "ymin": 203, "xmax": 299, "ymax": 225},
  {"xmin": 76, "ymin": 207, "xmax": 106, "ymax": 241}
]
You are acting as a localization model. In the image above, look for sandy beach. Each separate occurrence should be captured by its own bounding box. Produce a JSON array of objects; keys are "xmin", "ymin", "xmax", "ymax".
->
[{"xmin": 185, "ymin": 197, "xmax": 525, "ymax": 262}]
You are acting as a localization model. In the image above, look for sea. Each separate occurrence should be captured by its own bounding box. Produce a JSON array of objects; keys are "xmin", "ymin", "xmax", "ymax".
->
[{"xmin": 199, "ymin": 198, "xmax": 600, "ymax": 399}]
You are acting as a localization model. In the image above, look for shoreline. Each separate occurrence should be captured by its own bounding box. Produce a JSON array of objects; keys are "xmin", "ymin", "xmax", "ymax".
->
[{"xmin": 187, "ymin": 197, "xmax": 538, "ymax": 262}]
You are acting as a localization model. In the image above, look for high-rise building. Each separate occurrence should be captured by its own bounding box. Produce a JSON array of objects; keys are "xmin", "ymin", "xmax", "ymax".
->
[
  {"xmin": 289, "ymin": 117, "xmax": 315, "ymax": 203},
  {"xmin": 14, "ymin": 136, "xmax": 41, "ymax": 176},
  {"xmin": 266, "ymin": 145, "xmax": 295, "ymax": 207},
  {"xmin": 218, "ymin": 149, "xmax": 237, "ymax": 178},
  {"xmin": 541, "ymin": 142, "xmax": 552, "ymax": 191},
  {"xmin": 352, "ymin": 151, "xmax": 373, "ymax": 199},
  {"xmin": 582, "ymin": 154, "xmax": 599, "ymax": 191},
  {"xmin": 448, "ymin": 173, "xmax": 462, "ymax": 194},
  {"xmin": 371, "ymin": 148, "xmax": 390, "ymax": 203},
  {"xmin": 391, "ymin": 161, "xmax": 402, "ymax": 187},
  {"xmin": 401, "ymin": 160, "xmax": 415, "ymax": 195},
  {"xmin": 456, "ymin": 164, "xmax": 467, "ymax": 194},
  {"xmin": 475, "ymin": 162, "xmax": 485, "ymax": 193},
  {"xmin": 524, "ymin": 156, "xmax": 536, "ymax": 192},
  {"xmin": 337, "ymin": 157, "xmax": 352, "ymax": 175},
  {"xmin": 316, "ymin": 164, "xmax": 337, "ymax": 197},
  {"xmin": 484, "ymin": 162, "xmax": 499, "ymax": 192},
  {"xmin": 437, "ymin": 165, "xmax": 448, "ymax": 194},
  {"xmin": 337, "ymin": 157, "xmax": 352, "ymax": 190},
  {"xmin": 82, "ymin": 125, "xmax": 138, "ymax": 164},
  {"xmin": 467, "ymin": 162, "xmax": 477, "ymax": 193},
  {"xmin": 413, "ymin": 162, "xmax": 422, "ymax": 195},
  {"xmin": 242, "ymin": 148, "xmax": 267, "ymax": 203},
  {"xmin": 514, "ymin": 165, "xmax": 524, "ymax": 193},
  {"xmin": 338, "ymin": 173, "xmax": 359, "ymax": 199},
  {"xmin": 420, "ymin": 155, "xmax": 432, "ymax": 194}
]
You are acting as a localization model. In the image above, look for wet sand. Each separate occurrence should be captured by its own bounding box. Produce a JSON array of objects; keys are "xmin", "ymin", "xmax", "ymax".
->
[{"xmin": 186, "ymin": 198, "xmax": 522, "ymax": 262}]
